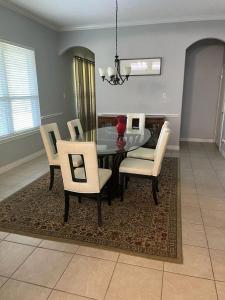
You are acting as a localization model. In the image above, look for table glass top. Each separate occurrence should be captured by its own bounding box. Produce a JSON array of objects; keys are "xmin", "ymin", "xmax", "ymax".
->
[{"xmin": 79, "ymin": 126, "xmax": 151, "ymax": 155}]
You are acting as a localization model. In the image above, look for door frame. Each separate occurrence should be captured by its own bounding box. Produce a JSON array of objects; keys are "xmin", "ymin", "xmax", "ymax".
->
[{"xmin": 215, "ymin": 64, "xmax": 225, "ymax": 150}]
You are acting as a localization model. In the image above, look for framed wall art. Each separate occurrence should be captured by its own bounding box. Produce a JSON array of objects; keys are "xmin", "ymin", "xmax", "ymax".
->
[{"xmin": 120, "ymin": 57, "xmax": 162, "ymax": 76}]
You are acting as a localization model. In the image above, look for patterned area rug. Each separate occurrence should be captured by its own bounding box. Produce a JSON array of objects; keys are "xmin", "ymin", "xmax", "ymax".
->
[{"xmin": 0, "ymin": 157, "xmax": 182, "ymax": 263}]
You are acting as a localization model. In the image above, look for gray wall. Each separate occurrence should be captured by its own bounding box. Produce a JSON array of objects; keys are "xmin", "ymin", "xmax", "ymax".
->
[
  {"xmin": 58, "ymin": 20, "xmax": 225, "ymax": 148},
  {"xmin": 2, "ymin": 7, "xmax": 225, "ymax": 168},
  {"xmin": 0, "ymin": 5, "xmax": 73, "ymax": 168},
  {"xmin": 181, "ymin": 40, "xmax": 224, "ymax": 140}
]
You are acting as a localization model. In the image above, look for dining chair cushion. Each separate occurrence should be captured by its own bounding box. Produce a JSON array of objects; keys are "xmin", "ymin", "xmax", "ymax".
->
[
  {"xmin": 119, "ymin": 158, "xmax": 154, "ymax": 176},
  {"xmin": 120, "ymin": 127, "xmax": 170, "ymax": 177},
  {"xmin": 127, "ymin": 147, "xmax": 155, "ymax": 160},
  {"xmin": 127, "ymin": 121, "xmax": 170, "ymax": 161},
  {"xmin": 74, "ymin": 167, "xmax": 112, "ymax": 190}
]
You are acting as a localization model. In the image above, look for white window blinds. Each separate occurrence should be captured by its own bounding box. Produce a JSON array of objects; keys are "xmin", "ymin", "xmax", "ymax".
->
[{"xmin": 0, "ymin": 41, "xmax": 41, "ymax": 139}]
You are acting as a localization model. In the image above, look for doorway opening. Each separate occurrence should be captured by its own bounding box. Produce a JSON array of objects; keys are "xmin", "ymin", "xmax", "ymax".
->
[
  {"xmin": 62, "ymin": 46, "xmax": 96, "ymax": 133},
  {"xmin": 180, "ymin": 39, "xmax": 225, "ymax": 156}
]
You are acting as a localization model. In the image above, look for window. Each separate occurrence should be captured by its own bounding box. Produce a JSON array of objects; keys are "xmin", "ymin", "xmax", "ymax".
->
[{"xmin": 0, "ymin": 41, "xmax": 41, "ymax": 140}]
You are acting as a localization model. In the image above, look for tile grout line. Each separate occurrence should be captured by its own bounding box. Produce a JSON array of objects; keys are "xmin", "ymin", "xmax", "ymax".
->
[
  {"xmin": 0, "ymin": 242, "xmax": 38, "ymax": 292},
  {"xmin": 53, "ymin": 287, "xmax": 98, "ymax": 300},
  {"xmin": 46, "ymin": 245, "xmax": 80, "ymax": 299},
  {"xmin": 103, "ymin": 253, "xmax": 120, "ymax": 300},
  {"xmin": 208, "ymin": 154, "xmax": 225, "ymax": 194},
  {"xmin": 9, "ymin": 244, "xmax": 37, "ymax": 279},
  {"xmin": 0, "ymin": 277, "xmax": 52, "ymax": 291},
  {"xmin": 191, "ymin": 152, "xmax": 219, "ymax": 300},
  {"xmin": 114, "ymin": 260, "xmax": 163, "ymax": 272},
  {"xmin": 2, "ymin": 237, "xmax": 168, "ymax": 275},
  {"xmin": 164, "ymin": 270, "xmax": 217, "ymax": 281}
]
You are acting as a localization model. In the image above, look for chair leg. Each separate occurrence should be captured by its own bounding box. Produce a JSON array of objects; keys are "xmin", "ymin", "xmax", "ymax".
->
[
  {"xmin": 125, "ymin": 176, "xmax": 129, "ymax": 189},
  {"xmin": 120, "ymin": 173, "xmax": 124, "ymax": 202},
  {"xmin": 64, "ymin": 190, "xmax": 70, "ymax": 222},
  {"xmin": 97, "ymin": 194, "xmax": 102, "ymax": 226},
  {"xmin": 49, "ymin": 165, "xmax": 55, "ymax": 191},
  {"xmin": 152, "ymin": 177, "xmax": 158, "ymax": 205},
  {"xmin": 156, "ymin": 178, "xmax": 159, "ymax": 192},
  {"xmin": 98, "ymin": 157, "xmax": 104, "ymax": 168},
  {"xmin": 78, "ymin": 196, "xmax": 82, "ymax": 203},
  {"xmin": 107, "ymin": 179, "xmax": 112, "ymax": 206}
]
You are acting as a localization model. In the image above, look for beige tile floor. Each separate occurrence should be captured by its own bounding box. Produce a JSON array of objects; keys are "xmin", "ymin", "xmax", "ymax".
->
[{"xmin": 0, "ymin": 142, "xmax": 225, "ymax": 299}]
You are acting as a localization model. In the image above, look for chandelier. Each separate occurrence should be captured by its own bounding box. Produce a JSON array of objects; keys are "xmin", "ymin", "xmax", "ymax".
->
[{"xmin": 98, "ymin": 0, "xmax": 131, "ymax": 85}]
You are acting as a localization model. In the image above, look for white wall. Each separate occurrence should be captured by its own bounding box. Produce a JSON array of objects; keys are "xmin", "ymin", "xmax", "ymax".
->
[
  {"xmin": 181, "ymin": 40, "xmax": 224, "ymax": 141},
  {"xmin": 58, "ymin": 20, "xmax": 225, "ymax": 148}
]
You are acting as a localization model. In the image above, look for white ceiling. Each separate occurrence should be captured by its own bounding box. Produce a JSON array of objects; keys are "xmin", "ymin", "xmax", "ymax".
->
[{"xmin": 2, "ymin": 0, "xmax": 225, "ymax": 31}]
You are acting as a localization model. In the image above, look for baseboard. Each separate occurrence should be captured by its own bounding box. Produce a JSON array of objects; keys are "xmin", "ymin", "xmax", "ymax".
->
[
  {"xmin": 167, "ymin": 145, "xmax": 180, "ymax": 151},
  {"xmin": 180, "ymin": 138, "xmax": 215, "ymax": 143},
  {"xmin": 0, "ymin": 149, "xmax": 45, "ymax": 175}
]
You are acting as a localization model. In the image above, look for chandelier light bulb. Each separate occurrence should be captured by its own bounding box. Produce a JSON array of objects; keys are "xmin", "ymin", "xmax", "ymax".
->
[
  {"xmin": 107, "ymin": 67, "xmax": 116, "ymax": 77},
  {"xmin": 98, "ymin": 67, "xmax": 106, "ymax": 77},
  {"xmin": 123, "ymin": 66, "xmax": 131, "ymax": 76}
]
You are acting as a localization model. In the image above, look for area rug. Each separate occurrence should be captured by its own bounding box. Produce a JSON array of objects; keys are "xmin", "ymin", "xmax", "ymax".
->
[{"xmin": 0, "ymin": 157, "xmax": 182, "ymax": 263}]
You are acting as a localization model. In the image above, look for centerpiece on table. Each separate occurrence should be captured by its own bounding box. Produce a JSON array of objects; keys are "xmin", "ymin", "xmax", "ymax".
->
[{"xmin": 116, "ymin": 115, "xmax": 126, "ymax": 138}]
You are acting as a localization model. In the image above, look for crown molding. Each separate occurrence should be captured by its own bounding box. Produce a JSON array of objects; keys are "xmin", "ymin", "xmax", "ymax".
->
[
  {"xmin": 0, "ymin": 0, "xmax": 59, "ymax": 31},
  {"xmin": 1, "ymin": 0, "xmax": 225, "ymax": 33},
  {"xmin": 60, "ymin": 14, "xmax": 225, "ymax": 32}
]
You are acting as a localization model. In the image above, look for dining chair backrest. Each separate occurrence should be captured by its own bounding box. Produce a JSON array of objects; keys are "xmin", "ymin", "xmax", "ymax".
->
[
  {"xmin": 57, "ymin": 140, "xmax": 100, "ymax": 194},
  {"xmin": 67, "ymin": 119, "xmax": 84, "ymax": 140},
  {"xmin": 40, "ymin": 123, "xmax": 61, "ymax": 165},
  {"xmin": 126, "ymin": 113, "xmax": 145, "ymax": 131},
  {"xmin": 152, "ymin": 127, "xmax": 171, "ymax": 176},
  {"xmin": 154, "ymin": 121, "xmax": 170, "ymax": 154}
]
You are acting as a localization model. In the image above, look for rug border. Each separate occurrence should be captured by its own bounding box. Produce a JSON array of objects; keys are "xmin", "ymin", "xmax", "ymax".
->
[{"xmin": 0, "ymin": 157, "xmax": 183, "ymax": 264}]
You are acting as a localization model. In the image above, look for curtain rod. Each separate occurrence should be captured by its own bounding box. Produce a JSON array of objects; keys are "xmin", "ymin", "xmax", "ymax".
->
[{"xmin": 74, "ymin": 56, "xmax": 95, "ymax": 65}]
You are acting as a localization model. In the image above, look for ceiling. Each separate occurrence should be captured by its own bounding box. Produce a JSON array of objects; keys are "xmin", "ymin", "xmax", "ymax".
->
[{"xmin": 2, "ymin": 0, "xmax": 225, "ymax": 31}]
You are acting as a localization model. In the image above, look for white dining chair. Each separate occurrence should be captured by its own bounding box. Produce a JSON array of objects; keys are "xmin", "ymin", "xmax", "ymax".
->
[
  {"xmin": 57, "ymin": 140, "xmax": 112, "ymax": 226},
  {"xmin": 126, "ymin": 113, "xmax": 145, "ymax": 131},
  {"xmin": 40, "ymin": 123, "xmax": 83, "ymax": 190},
  {"xmin": 127, "ymin": 121, "xmax": 170, "ymax": 160},
  {"xmin": 67, "ymin": 119, "xmax": 84, "ymax": 140},
  {"xmin": 119, "ymin": 127, "xmax": 171, "ymax": 205}
]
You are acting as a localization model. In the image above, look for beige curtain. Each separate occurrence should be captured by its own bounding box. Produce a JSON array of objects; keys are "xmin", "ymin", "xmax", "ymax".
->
[{"xmin": 73, "ymin": 56, "xmax": 96, "ymax": 140}]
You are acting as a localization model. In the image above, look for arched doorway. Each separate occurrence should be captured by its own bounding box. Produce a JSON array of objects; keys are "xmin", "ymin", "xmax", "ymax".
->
[
  {"xmin": 181, "ymin": 39, "xmax": 225, "ymax": 152},
  {"xmin": 62, "ymin": 46, "xmax": 96, "ymax": 133}
]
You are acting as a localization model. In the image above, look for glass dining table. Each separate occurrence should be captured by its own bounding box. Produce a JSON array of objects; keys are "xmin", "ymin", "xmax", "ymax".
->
[{"xmin": 75, "ymin": 126, "xmax": 151, "ymax": 197}]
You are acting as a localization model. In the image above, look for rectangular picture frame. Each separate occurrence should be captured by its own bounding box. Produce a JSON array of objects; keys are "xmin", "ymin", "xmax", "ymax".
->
[{"xmin": 120, "ymin": 57, "xmax": 162, "ymax": 76}]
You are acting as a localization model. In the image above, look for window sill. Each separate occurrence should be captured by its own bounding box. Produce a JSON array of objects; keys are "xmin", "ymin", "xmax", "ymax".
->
[{"xmin": 0, "ymin": 128, "xmax": 40, "ymax": 145}]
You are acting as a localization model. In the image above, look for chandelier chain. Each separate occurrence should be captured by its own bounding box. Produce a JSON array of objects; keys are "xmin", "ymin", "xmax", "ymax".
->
[{"xmin": 116, "ymin": 0, "xmax": 118, "ymax": 57}]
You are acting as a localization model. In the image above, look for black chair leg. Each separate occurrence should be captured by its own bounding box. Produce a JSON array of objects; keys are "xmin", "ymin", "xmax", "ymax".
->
[
  {"xmin": 107, "ymin": 179, "xmax": 112, "ymax": 206},
  {"xmin": 49, "ymin": 165, "xmax": 55, "ymax": 190},
  {"xmin": 125, "ymin": 176, "xmax": 129, "ymax": 189},
  {"xmin": 64, "ymin": 190, "xmax": 70, "ymax": 222},
  {"xmin": 78, "ymin": 196, "xmax": 82, "ymax": 203},
  {"xmin": 97, "ymin": 194, "xmax": 102, "ymax": 226},
  {"xmin": 156, "ymin": 178, "xmax": 159, "ymax": 192},
  {"xmin": 120, "ymin": 174, "xmax": 124, "ymax": 202},
  {"xmin": 98, "ymin": 157, "xmax": 104, "ymax": 168},
  {"xmin": 152, "ymin": 177, "xmax": 158, "ymax": 205}
]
